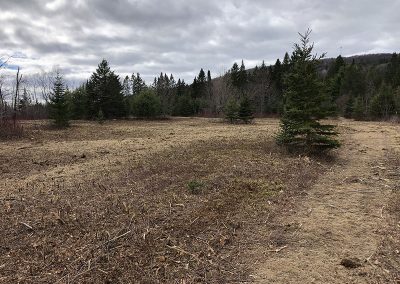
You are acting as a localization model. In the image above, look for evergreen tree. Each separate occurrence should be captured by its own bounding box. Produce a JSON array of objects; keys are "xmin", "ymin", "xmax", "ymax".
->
[
  {"xmin": 207, "ymin": 70, "xmax": 212, "ymax": 83},
  {"xmin": 174, "ymin": 93, "xmax": 195, "ymax": 116},
  {"xmin": 386, "ymin": 53, "xmax": 400, "ymax": 88},
  {"xmin": 327, "ymin": 55, "xmax": 345, "ymax": 78},
  {"xmin": 169, "ymin": 74, "xmax": 176, "ymax": 88},
  {"xmin": 131, "ymin": 89, "xmax": 161, "ymax": 118},
  {"xmin": 172, "ymin": 79, "xmax": 195, "ymax": 116},
  {"xmin": 325, "ymin": 67, "xmax": 345, "ymax": 114},
  {"xmin": 132, "ymin": 73, "xmax": 146, "ymax": 96},
  {"xmin": 344, "ymin": 95, "xmax": 354, "ymax": 118},
  {"xmin": 352, "ymin": 96, "xmax": 364, "ymax": 120},
  {"xmin": 370, "ymin": 84, "xmax": 396, "ymax": 119},
  {"xmin": 272, "ymin": 58, "xmax": 283, "ymax": 91},
  {"xmin": 230, "ymin": 61, "xmax": 248, "ymax": 95},
  {"xmin": 86, "ymin": 59, "xmax": 126, "ymax": 118},
  {"xmin": 198, "ymin": 68, "xmax": 206, "ymax": 84},
  {"xmin": 261, "ymin": 60, "xmax": 267, "ymax": 70},
  {"xmin": 48, "ymin": 72, "xmax": 69, "ymax": 127},
  {"xmin": 191, "ymin": 77, "xmax": 198, "ymax": 97},
  {"xmin": 283, "ymin": 52, "xmax": 291, "ymax": 72},
  {"xmin": 277, "ymin": 30, "xmax": 340, "ymax": 151},
  {"xmin": 237, "ymin": 60, "xmax": 248, "ymax": 94},
  {"xmin": 224, "ymin": 98, "xmax": 239, "ymax": 123},
  {"xmin": 207, "ymin": 70, "xmax": 213, "ymax": 99},
  {"xmin": 230, "ymin": 62, "xmax": 240, "ymax": 89},
  {"xmin": 187, "ymin": 69, "xmax": 208, "ymax": 114},
  {"xmin": 238, "ymin": 96, "xmax": 253, "ymax": 124},
  {"xmin": 176, "ymin": 78, "xmax": 186, "ymax": 96},
  {"xmin": 68, "ymin": 84, "xmax": 87, "ymax": 119},
  {"xmin": 97, "ymin": 109, "xmax": 105, "ymax": 124},
  {"xmin": 191, "ymin": 69, "xmax": 207, "ymax": 99},
  {"xmin": 153, "ymin": 72, "xmax": 173, "ymax": 115}
]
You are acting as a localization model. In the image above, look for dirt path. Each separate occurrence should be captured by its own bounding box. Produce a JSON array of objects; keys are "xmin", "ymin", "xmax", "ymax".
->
[{"xmin": 255, "ymin": 121, "xmax": 400, "ymax": 283}]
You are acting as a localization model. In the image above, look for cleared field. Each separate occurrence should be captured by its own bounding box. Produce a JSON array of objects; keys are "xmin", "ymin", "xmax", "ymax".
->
[
  {"xmin": 0, "ymin": 118, "xmax": 326, "ymax": 283},
  {"xmin": 0, "ymin": 118, "xmax": 399, "ymax": 283}
]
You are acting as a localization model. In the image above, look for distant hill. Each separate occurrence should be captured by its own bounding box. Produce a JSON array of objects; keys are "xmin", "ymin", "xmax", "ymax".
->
[{"xmin": 320, "ymin": 52, "xmax": 392, "ymax": 67}]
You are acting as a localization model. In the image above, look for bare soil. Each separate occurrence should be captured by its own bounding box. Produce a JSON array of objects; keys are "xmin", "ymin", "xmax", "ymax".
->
[{"xmin": 0, "ymin": 118, "xmax": 399, "ymax": 283}]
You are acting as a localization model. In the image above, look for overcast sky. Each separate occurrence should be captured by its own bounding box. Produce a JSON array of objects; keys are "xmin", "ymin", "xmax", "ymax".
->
[{"xmin": 1, "ymin": 0, "xmax": 399, "ymax": 85}]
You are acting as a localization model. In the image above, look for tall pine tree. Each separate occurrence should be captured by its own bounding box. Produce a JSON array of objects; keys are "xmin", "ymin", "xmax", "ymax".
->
[
  {"xmin": 132, "ymin": 73, "xmax": 146, "ymax": 96},
  {"xmin": 86, "ymin": 59, "xmax": 126, "ymax": 119}
]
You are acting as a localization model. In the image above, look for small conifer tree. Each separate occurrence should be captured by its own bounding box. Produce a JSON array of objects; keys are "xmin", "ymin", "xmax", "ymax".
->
[
  {"xmin": 277, "ymin": 30, "xmax": 340, "ymax": 151},
  {"xmin": 97, "ymin": 109, "xmax": 105, "ymax": 124},
  {"xmin": 224, "ymin": 98, "xmax": 239, "ymax": 123},
  {"xmin": 238, "ymin": 96, "xmax": 254, "ymax": 124},
  {"xmin": 49, "ymin": 72, "xmax": 69, "ymax": 127}
]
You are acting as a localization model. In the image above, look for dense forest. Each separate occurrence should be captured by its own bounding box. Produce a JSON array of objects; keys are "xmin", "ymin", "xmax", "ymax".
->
[{"xmin": 1, "ymin": 52, "xmax": 400, "ymax": 123}]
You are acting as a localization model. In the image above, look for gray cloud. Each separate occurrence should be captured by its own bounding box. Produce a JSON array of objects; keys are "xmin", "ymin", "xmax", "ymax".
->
[{"xmin": 1, "ymin": 0, "xmax": 399, "ymax": 84}]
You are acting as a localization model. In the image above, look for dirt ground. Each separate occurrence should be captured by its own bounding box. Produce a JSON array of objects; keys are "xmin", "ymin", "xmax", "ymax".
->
[{"xmin": 0, "ymin": 118, "xmax": 399, "ymax": 283}]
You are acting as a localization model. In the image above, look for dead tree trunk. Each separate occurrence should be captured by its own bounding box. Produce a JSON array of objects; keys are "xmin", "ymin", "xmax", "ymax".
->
[{"xmin": 13, "ymin": 67, "xmax": 22, "ymax": 127}]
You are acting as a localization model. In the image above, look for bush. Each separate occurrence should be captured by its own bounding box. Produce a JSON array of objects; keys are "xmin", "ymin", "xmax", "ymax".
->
[{"xmin": 131, "ymin": 90, "xmax": 161, "ymax": 118}]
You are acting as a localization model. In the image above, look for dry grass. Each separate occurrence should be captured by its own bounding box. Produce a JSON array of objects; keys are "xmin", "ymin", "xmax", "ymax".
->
[
  {"xmin": 372, "ymin": 151, "xmax": 400, "ymax": 283},
  {"xmin": 0, "ymin": 118, "xmax": 328, "ymax": 283}
]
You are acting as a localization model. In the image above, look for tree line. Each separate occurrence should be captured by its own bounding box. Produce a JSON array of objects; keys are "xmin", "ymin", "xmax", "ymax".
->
[{"xmin": 1, "ymin": 44, "xmax": 399, "ymax": 128}]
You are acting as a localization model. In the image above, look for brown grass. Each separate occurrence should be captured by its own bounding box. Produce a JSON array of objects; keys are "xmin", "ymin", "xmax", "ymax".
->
[
  {"xmin": 372, "ymin": 151, "xmax": 400, "ymax": 283},
  {"xmin": 0, "ymin": 118, "xmax": 328, "ymax": 283}
]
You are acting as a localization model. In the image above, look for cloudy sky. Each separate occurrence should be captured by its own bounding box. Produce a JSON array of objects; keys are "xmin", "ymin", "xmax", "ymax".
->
[{"xmin": 1, "ymin": 0, "xmax": 399, "ymax": 85}]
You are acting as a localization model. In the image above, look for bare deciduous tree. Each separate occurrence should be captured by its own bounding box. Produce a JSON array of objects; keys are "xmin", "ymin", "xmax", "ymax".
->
[{"xmin": 34, "ymin": 70, "xmax": 56, "ymax": 102}]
